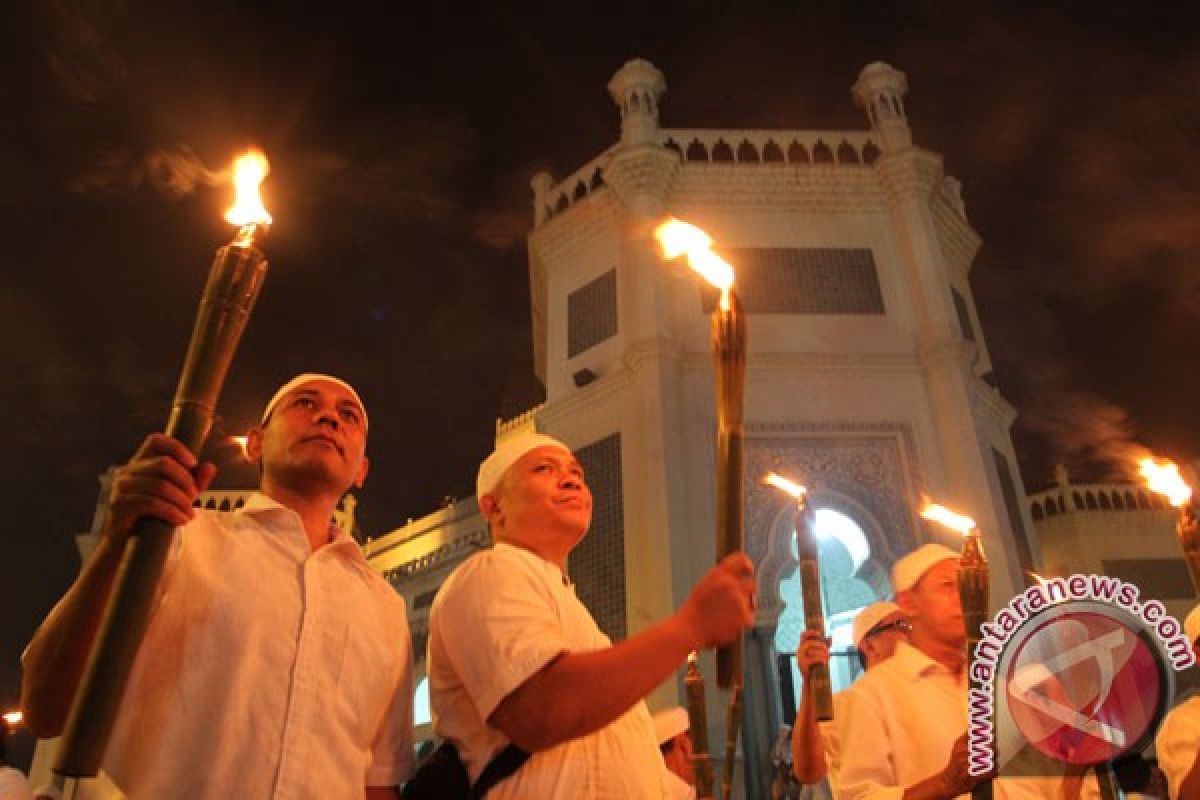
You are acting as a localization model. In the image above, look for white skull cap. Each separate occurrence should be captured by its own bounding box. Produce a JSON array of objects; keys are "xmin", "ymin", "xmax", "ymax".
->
[
  {"xmin": 892, "ymin": 543, "xmax": 959, "ymax": 593},
  {"xmin": 476, "ymin": 433, "xmax": 572, "ymax": 504},
  {"xmin": 652, "ymin": 706, "xmax": 690, "ymax": 745},
  {"xmin": 261, "ymin": 374, "xmax": 367, "ymax": 431},
  {"xmin": 851, "ymin": 601, "xmax": 905, "ymax": 648}
]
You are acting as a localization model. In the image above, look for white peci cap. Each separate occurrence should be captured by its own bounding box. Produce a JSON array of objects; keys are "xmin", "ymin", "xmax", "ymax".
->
[
  {"xmin": 892, "ymin": 543, "xmax": 959, "ymax": 593},
  {"xmin": 261, "ymin": 373, "xmax": 368, "ymax": 431},
  {"xmin": 653, "ymin": 706, "xmax": 690, "ymax": 745},
  {"xmin": 476, "ymin": 433, "xmax": 572, "ymax": 504},
  {"xmin": 851, "ymin": 601, "xmax": 905, "ymax": 648}
]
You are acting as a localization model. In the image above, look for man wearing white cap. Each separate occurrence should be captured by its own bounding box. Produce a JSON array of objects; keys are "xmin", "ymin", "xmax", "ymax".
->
[
  {"xmin": 654, "ymin": 707, "xmax": 698, "ymax": 800},
  {"xmin": 792, "ymin": 601, "xmax": 910, "ymax": 789},
  {"xmin": 427, "ymin": 433, "xmax": 756, "ymax": 799},
  {"xmin": 1155, "ymin": 604, "xmax": 1200, "ymax": 800},
  {"xmin": 22, "ymin": 374, "xmax": 414, "ymax": 799},
  {"xmin": 837, "ymin": 543, "xmax": 986, "ymax": 800}
]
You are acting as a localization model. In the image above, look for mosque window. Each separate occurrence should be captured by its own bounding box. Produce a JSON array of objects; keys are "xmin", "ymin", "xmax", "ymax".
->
[
  {"xmin": 703, "ymin": 248, "xmax": 885, "ymax": 315},
  {"xmin": 567, "ymin": 269, "xmax": 618, "ymax": 358},
  {"xmin": 568, "ymin": 434, "xmax": 627, "ymax": 640},
  {"xmin": 414, "ymin": 676, "xmax": 431, "ymax": 726},
  {"xmin": 774, "ymin": 509, "xmax": 882, "ymax": 697}
]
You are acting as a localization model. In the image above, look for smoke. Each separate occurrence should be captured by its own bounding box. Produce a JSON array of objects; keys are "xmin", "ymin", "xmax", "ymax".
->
[{"xmin": 68, "ymin": 143, "xmax": 223, "ymax": 195}]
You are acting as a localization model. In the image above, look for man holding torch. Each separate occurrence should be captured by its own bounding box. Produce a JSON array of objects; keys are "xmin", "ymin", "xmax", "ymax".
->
[
  {"xmin": 21, "ymin": 374, "xmax": 414, "ymax": 799},
  {"xmin": 791, "ymin": 601, "xmax": 910, "ymax": 789},
  {"xmin": 837, "ymin": 544, "xmax": 990, "ymax": 800},
  {"xmin": 1155, "ymin": 605, "xmax": 1200, "ymax": 800},
  {"xmin": 426, "ymin": 433, "xmax": 756, "ymax": 799}
]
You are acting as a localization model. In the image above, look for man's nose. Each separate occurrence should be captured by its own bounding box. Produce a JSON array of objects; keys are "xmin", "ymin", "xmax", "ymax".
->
[
  {"xmin": 315, "ymin": 408, "xmax": 339, "ymax": 430},
  {"xmin": 560, "ymin": 473, "xmax": 582, "ymax": 490}
]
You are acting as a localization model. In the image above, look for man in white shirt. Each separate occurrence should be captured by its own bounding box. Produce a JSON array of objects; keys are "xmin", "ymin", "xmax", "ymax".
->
[
  {"xmin": 22, "ymin": 374, "xmax": 414, "ymax": 799},
  {"xmin": 427, "ymin": 433, "xmax": 756, "ymax": 799},
  {"xmin": 654, "ymin": 707, "xmax": 698, "ymax": 800},
  {"xmin": 1155, "ymin": 605, "xmax": 1200, "ymax": 800},
  {"xmin": 837, "ymin": 544, "xmax": 988, "ymax": 800},
  {"xmin": 791, "ymin": 601, "xmax": 911, "ymax": 789}
]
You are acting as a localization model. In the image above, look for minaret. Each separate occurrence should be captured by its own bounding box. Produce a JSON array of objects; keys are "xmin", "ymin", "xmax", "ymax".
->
[
  {"xmin": 604, "ymin": 59, "xmax": 679, "ymax": 217},
  {"xmin": 852, "ymin": 62, "xmax": 912, "ymax": 153}
]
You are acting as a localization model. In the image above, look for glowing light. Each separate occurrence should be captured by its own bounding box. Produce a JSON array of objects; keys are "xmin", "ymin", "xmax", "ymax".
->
[
  {"xmin": 2, "ymin": 710, "xmax": 22, "ymax": 727},
  {"xmin": 1138, "ymin": 457, "xmax": 1193, "ymax": 508},
  {"xmin": 919, "ymin": 501, "xmax": 976, "ymax": 536},
  {"xmin": 224, "ymin": 150, "xmax": 273, "ymax": 226},
  {"xmin": 654, "ymin": 217, "xmax": 735, "ymax": 294},
  {"xmin": 231, "ymin": 435, "xmax": 249, "ymax": 458},
  {"xmin": 764, "ymin": 472, "xmax": 807, "ymax": 500}
]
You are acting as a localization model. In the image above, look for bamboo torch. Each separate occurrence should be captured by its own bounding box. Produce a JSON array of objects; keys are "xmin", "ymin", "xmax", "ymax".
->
[
  {"xmin": 54, "ymin": 151, "xmax": 273, "ymax": 778},
  {"xmin": 655, "ymin": 218, "xmax": 746, "ymax": 800},
  {"xmin": 920, "ymin": 501, "xmax": 993, "ymax": 800},
  {"xmin": 1138, "ymin": 457, "xmax": 1199, "ymax": 595},
  {"xmin": 765, "ymin": 473, "xmax": 833, "ymax": 721},
  {"xmin": 685, "ymin": 652, "xmax": 715, "ymax": 799}
]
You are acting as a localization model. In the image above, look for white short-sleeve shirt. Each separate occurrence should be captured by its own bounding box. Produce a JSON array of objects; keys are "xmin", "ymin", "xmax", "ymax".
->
[
  {"xmin": 39, "ymin": 493, "xmax": 414, "ymax": 799},
  {"xmin": 427, "ymin": 542, "xmax": 670, "ymax": 799},
  {"xmin": 1156, "ymin": 695, "xmax": 1200, "ymax": 800}
]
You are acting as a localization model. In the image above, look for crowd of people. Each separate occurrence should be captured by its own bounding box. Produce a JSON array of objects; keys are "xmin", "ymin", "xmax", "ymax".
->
[{"xmin": 11, "ymin": 374, "xmax": 1200, "ymax": 799}]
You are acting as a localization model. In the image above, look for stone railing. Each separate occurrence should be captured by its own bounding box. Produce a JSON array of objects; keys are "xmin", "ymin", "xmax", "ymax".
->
[
  {"xmin": 496, "ymin": 403, "xmax": 546, "ymax": 438},
  {"xmin": 195, "ymin": 489, "xmax": 358, "ymax": 535},
  {"xmin": 534, "ymin": 129, "xmax": 882, "ymax": 225},
  {"xmin": 660, "ymin": 128, "xmax": 880, "ymax": 167},
  {"xmin": 1029, "ymin": 483, "xmax": 1169, "ymax": 521}
]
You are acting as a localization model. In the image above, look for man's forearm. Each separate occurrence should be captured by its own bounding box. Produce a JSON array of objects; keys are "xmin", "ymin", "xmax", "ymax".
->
[
  {"xmin": 791, "ymin": 684, "xmax": 827, "ymax": 784},
  {"xmin": 489, "ymin": 614, "xmax": 696, "ymax": 751},
  {"xmin": 21, "ymin": 537, "xmax": 124, "ymax": 737}
]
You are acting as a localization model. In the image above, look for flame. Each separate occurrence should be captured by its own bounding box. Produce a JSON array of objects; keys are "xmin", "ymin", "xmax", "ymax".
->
[
  {"xmin": 919, "ymin": 502, "xmax": 976, "ymax": 535},
  {"xmin": 1026, "ymin": 571, "xmax": 1049, "ymax": 586},
  {"xmin": 2, "ymin": 710, "xmax": 22, "ymax": 727},
  {"xmin": 688, "ymin": 650, "xmax": 697, "ymax": 665},
  {"xmin": 765, "ymin": 472, "xmax": 807, "ymax": 500},
  {"xmin": 654, "ymin": 217, "xmax": 735, "ymax": 301},
  {"xmin": 224, "ymin": 150, "xmax": 272, "ymax": 226},
  {"xmin": 1138, "ymin": 457, "xmax": 1193, "ymax": 508},
  {"xmin": 231, "ymin": 435, "xmax": 250, "ymax": 458}
]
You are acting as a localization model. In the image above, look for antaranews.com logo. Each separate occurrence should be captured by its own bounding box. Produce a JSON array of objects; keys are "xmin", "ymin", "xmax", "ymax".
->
[{"xmin": 967, "ymin": 575, "xmax": 1195, "ymax": 775}]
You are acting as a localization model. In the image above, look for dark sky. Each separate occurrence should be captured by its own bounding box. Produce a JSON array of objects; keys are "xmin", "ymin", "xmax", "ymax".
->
[{"xmin": 2, "ymin": 0, "xmax": 1199, "ymax": 764}]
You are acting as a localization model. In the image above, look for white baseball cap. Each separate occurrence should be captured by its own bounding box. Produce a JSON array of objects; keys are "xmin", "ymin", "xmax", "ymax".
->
[
  {"xmin": 476, "ymin": 433, "xmax": 572, "ymax": 503},
  {"xmin": 653, "ymin": 706, "xmax": 690, "ymax": 745},
  {"xmin": 892, "ymin": 543, "xmax": 959, "ymax": 593},
  {"xmin": 851, "ymin": 601, "xmax": 905, "ymax": 648},
  {"xmin": 1185, "ymin": 604, "xmax": 1200, "ymax": 645},
  {"xmin": 261, "ymin": 373, "xmax": 368, "ymax": 431}
]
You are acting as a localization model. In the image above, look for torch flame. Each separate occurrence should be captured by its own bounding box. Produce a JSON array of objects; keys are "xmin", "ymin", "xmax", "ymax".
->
[
  {"xmin": 654, "ymin": 218, "xmax": 735, "ymax": 308},
  {"xmin": 919, "ymin": 502, "xmax": 976, "ymax": 535},
  {"xmin": 231, "ymin": 435, "xmax": 250, "ymax": 459},
  {"xmin": 224, "ymin": 150, "xmax": 273, "ymax": 226},
  {"xmin": 2, "ymin": 710, "xmax": 22, "ymax": 727},
  {"xmin": 1138, "ymin": 457, "xmax": 1193, "ymax": 508},
  {"xmin": 688, "ymin": 650, "xmax": 698, "ymax": 665},
  {"xmin": 765, "ymin": 472, "xmax": 808, "ymax": 501}
]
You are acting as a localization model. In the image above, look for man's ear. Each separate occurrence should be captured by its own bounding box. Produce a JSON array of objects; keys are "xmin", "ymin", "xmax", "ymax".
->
[
  {"xmin": 479, "ymin": 493, "xmax": 501, "ymax": 524},
  {"xmin": 896, "ymin": 589, "xmax": 918, "ymax": 616},
  {"xmin": 245, "ymin": 427, "xmax": 265, "ymax": 462},
  {"xmin": 353, "ymin": 455, "xmax": 370, "ymax": 489}
]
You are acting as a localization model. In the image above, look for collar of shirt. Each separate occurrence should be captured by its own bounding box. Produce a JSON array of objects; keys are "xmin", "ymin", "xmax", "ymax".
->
[
  {"xmin": 238, "ymin": 491, "xmax": 375, "ymax": 581},
  {"xmin": 492, "ymin": 541, "xmax": 573, "ymax": 588},
  {"xmin": 891, "ymin": 641, "xmax": 965, "ymax": 684}
]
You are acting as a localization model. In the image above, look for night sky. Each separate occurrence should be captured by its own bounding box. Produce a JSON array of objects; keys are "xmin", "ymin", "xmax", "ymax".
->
[{"xmin": 2, "ymin": 0, "xmax": 1198, "ymax": 768}]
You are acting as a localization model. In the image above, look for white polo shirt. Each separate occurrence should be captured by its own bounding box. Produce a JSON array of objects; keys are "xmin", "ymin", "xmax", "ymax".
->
[
  {"xmin": 427, "ymin": 542, "xmax": 670, "ymax": 799},
  {"xmin": 1156, "ymin": 695, "xmax": 1200, "ymax": 800},
  {"xmin": 37, "ymin": 493, "xmax": 414, "ymax": 799}
]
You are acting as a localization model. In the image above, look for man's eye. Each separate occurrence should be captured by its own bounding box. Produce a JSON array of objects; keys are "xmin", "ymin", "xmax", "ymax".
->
[
  {"xmin": 340, "ymin": 409, "xmax": 361, "ymax": 424},
  {"xmin": 295, "ymin": 397, "xmax": 314, "ymax": 408}
]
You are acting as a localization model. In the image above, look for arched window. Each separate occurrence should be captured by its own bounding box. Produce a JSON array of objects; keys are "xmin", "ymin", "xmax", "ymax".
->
[
  {"xmin": 774, "ymin": 508, "xmax": 881, "ymax": 696},
  {"xmin": 414, "ymin": 676, "xmax": 431, "ymax": 726}
]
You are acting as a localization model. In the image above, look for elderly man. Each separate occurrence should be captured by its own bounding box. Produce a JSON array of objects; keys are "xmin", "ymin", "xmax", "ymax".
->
[
  {"xmin": 792, "ymin": 601, "xmax": 911, "ymax": 789},
  {"xmin": 22, "ymin": 374, "xmax": 413, "ymax": 799},
  {"xmin": 654, "ymin": 707, "xmax": 698, "ymax": 800},
  {"xmin": 1156, "ymin": 605, "xmax": 1200, "ymax": 800},
  {"xmin": 427, "ymin": 433, "xmax": 756, "ymax": 798}
]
